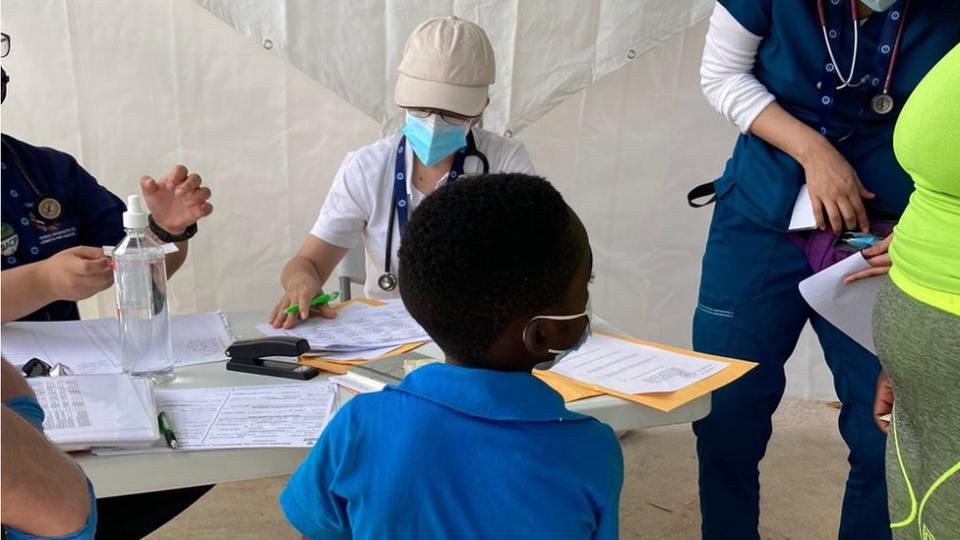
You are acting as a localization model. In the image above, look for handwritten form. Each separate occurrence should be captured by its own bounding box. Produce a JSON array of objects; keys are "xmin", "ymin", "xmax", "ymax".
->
[
  {"xmin": 258, "ymin": 300, "xmax": 429, "ymax": 351},
  {"xmin": 799, "ymin": 253, "xmax": 885, "ymax": 354},
  {"xmin": 549, "ymin": 334, "xmax": 728, "ymax": 394},
  {"xmin": 153, "ymin": 382, "xmax": 337, "ymax": 450},
  {"xmin": 2, "ymin": 312, "xmax": 233, "ymax": 374}
]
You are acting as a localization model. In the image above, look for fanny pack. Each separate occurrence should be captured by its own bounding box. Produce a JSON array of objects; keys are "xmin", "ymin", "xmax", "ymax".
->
[
  {"xmin": 789, "ymin": 219, "xmax": 896, "ymax": 273},
  {"xmin": 686, "ymin": 180, "xmax": 897, "ymax": 273}
]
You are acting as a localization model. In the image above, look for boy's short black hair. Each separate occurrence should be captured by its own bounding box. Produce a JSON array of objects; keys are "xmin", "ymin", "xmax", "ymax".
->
[{"xmin": 399, "ymin": 173, "xmax": 585, "ymax": 366}]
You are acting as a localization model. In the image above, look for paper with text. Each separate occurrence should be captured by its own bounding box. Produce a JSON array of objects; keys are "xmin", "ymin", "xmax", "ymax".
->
[
  {"xmin": 549, "ymin": 334, "xmax": 728, "ymax": 394},
  {"xmin": 153, "ymin": 382, "xmax": 336, "ymax": 450},
  {"xmin": 258, "ymin": 300, "xmax": 428, "ymax": 351},
  {"xmin": 2, "ymin": 312, "xmax": 233, "ymax": 374},
  {"xmin": 799, "ymin": 253, "xmax": 884, "ymax": 354}
]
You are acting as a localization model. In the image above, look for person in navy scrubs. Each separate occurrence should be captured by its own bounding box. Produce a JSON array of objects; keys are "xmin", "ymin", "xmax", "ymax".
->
[
  {"xmin": 692, "ymin": 1, "xmax": 959, "ymax": 539},
  {"xmin": 0, "ymin": 33, "xmax": 212, "ymax": 324},
  {"xmin": 1, "ymin": 31, "xmax": 214, "ymax": 539}
]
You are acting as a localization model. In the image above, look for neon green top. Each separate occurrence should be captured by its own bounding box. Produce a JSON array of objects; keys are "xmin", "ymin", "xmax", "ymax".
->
[{"xmin": 889, "ymin": 44, "xmax": 960, "ymax": 317}]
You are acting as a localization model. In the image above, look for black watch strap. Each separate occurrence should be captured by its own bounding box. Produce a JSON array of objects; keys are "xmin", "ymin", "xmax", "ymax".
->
[{"xmin": 148, "ymin": 214, "xmax": 198, "ymax": 242}]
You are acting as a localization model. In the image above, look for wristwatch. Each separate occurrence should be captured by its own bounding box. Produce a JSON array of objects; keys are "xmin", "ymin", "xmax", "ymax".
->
[{"xmin": 149, "ymin": 214, "xmax": 198, "ymax": 242}]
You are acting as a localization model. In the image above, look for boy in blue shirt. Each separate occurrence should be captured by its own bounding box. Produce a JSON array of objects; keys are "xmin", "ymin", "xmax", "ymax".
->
[{"xmin": 281, "ymin": 173, "xmax": 623, "ymax": 539}]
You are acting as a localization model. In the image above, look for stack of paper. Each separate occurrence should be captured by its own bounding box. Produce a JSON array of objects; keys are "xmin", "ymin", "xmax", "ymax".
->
[
  {"xmin": 94, "ymin": 382, "xmax": 337, "ymax": 454},
  {"xmin": 258, "ymin": 300, "xmax": 429, "ymax": 360},
  {"xmin": 534, "ymin": 333, "xmax": 757, "ymax": 411},
  {"xmin": 1, "ymin": 312, "xmax": 234, "ymax": 375},
  {"xmin": 28, "ymin": 374, "xmax": 158, "ymax": 451},
  {"xmin": 549, "ymin": 334, "xmax": 729, "ymax": 395}
]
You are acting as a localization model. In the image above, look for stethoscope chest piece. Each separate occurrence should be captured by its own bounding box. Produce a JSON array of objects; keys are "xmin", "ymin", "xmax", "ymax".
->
[
  {"xmin": 378, "ymin": 272, "xmax": 398, "ymax": 292},
  {"xmin": 871, "ymin": 93, "xmax": 895, "ymax": 115}
]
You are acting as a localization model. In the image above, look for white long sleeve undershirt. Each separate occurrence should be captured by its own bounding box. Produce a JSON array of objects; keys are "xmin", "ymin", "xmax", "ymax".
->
[{"xmin": 700, "ymin": 3, "xmax": 777, "ymax": 133}]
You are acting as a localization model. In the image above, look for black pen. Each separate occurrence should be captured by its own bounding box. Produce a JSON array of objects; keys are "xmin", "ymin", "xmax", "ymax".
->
[{"xmin": 158, "ymin": 411, "xmax": 179, "ymax": 450}]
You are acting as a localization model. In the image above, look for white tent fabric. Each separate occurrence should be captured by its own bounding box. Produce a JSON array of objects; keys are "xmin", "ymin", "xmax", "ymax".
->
[
  {"xmin": 193, "ymin": 0, "xmax": 714, "ymax": 134},
  {"xmin": 0, "ymin": 0, "xmax": 836, "ymax": 400}
]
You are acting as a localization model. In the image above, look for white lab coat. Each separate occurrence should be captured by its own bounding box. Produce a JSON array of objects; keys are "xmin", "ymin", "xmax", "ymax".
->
[{"xmin": 310, "ymin": 128, "xmax": 536, "ymax": 299}]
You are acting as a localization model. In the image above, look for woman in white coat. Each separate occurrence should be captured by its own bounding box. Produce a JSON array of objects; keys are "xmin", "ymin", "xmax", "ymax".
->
[{"xmin": 270, "ymin": 16, "xmax": 535, "ymax": 329}]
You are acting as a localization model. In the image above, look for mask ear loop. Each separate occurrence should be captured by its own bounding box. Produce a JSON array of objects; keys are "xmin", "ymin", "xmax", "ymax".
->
[{"xmin": 522, "ymin": 309, "xmax": 590, "ymax": 354}]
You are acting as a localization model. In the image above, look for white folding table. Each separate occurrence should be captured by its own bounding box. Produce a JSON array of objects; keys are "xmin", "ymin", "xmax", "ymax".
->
[{"xmin": 77, "ymin": 311, "xmax": 711, "ymax": 498}]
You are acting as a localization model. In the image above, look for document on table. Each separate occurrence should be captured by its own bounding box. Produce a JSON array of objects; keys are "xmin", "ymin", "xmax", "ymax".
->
[
  {"xmin": 549, "ymin": 334, "xmax": 728, "ymax": 394},
  {"xmin": 29, "ymin": 374, "xmax": 158, "ymax": 450},
  {"xmin": 258, "ymin": 300, "xmax": 429, "ymax": 351},
  {"xmin": 1, "ymin": 312, "xmax": 233, "ymax": 374},
  {"xmin": 789, "ymin": 185, "xmax": 817, "ymax": 231},
  {"xmin": 152, "ymin": 382, "xmax": 337, "ymax": 450},
  {"xmin": 799, "ymin": 253, "xmax": 885, "ymax": 354}
]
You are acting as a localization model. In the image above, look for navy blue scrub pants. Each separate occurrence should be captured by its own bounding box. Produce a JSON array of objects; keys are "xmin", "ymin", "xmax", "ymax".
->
[{"xmin": 692, "ymin": 193, "xmax": 889, "ymax": 540}]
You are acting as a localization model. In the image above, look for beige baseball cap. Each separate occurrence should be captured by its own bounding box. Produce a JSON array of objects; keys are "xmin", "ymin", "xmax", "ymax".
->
[{"xmin": 394, "ymin": 16, "xmax": 495, "ymax": 118}]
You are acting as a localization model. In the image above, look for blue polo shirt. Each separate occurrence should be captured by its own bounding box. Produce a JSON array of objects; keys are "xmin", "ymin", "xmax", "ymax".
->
[
  {"xmin": 714, "ymin": 0, "xmax": 960, "ymax": 230},
  {"xmin": 281, "ymin": 363, "xmax": 623, "ymax": 540},
  {"xmin": 1, "ymin": 134, "xmax": 126, "ymax": 321}
]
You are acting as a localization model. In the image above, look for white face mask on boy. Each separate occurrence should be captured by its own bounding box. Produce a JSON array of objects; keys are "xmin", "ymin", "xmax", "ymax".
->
[{"xmin": 525, "ymin": 294, "xmax": 592, "ymax": 370}]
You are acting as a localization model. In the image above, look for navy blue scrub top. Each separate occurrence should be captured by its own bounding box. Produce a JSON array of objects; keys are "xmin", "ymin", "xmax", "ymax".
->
[
  {"xmin": 715, "ymin": 0, "xmax": 960, "ymax": 231},
  {"xmin": 1, "ymin": 134, "xmax": 126, "ymax": 321}
]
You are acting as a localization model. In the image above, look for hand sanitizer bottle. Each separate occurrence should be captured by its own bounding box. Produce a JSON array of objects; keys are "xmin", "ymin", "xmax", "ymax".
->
[{"xmin": 113, "ymin": 195, "xmax": 173, "ymax": 376}]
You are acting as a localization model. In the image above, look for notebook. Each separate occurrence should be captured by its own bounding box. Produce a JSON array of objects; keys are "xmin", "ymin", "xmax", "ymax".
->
[{"xmin": 28, "ymin": 374, "xmax": 159, "ymax": 451}]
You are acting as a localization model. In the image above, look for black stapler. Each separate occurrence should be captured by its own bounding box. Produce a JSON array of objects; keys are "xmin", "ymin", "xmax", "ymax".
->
[{"xmin": 225, "ymin": 336, "xmax": 319, "ymax": 380}]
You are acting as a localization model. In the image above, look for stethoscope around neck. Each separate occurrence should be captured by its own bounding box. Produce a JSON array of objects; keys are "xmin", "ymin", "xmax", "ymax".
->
[
  {"xmin": 816, "ymin": 0, "xmax": 910, "ymax": 117},
  {"xmin": 377, "ymin": 131, "xmax": 489, "ymax": 292},
  {"xmin": 1, "ymin": 135, "xmax": 63, "ymax": 224}
]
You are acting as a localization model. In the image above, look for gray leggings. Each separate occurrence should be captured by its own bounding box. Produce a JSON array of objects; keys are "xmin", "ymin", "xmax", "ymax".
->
[{"xmin": 874, "ymin": 281, "xmax": 960, "ymax": 540}]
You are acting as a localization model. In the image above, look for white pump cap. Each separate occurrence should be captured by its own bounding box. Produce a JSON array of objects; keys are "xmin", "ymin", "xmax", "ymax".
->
[{"xmin": 123, "ymin": 194, "xmax": 149, "ymax": 229}]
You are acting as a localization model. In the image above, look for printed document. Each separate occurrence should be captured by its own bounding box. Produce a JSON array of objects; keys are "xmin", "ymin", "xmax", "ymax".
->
[
  {"xmin": 153, "ymin": 382, "xmax": 337, "ymax": 450},
  {"xmin": 2, "ymin": 312, "xmax": 233, "ymax": 374},
  {"xmin": 799, "ymin": 253, "xmax": 884, "ymax": 354},
  {"xmin": 549, "ymin": 334, "xmax": 728, "ymax": 394},
  {"xmin": 258, "ymin": 300, "xmax": 428, "ymax": 351}
]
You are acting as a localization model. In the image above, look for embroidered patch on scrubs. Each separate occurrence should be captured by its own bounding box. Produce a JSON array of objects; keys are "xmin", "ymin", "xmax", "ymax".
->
[
  {"xmin": 37, "ymin": 196, "xmax": 63, "ymax": 221},
  {"xmin": 1, "ymin": 222, "xmax": 19, "ymax": 256}
]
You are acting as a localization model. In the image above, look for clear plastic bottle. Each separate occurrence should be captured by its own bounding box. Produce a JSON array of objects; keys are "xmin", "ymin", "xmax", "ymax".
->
[{"xmin": 113, "ymin": 195, "xmax": 173, "ymax": 376}]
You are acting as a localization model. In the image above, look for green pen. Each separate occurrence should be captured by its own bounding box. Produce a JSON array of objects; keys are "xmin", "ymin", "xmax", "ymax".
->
[
  {"xmin": 158, "ymin": 411, "xmax": 179, "ymax": 450},
  {"xmin": 284, "ymin": 291, "xmax": 341, "ymax": 314}
]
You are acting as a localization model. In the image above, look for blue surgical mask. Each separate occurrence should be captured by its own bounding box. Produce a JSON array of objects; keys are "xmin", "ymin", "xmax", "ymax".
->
[
  {"xmin": 860, "ymin": 0, "xmax": 898, "ymax": 12},
  {"xmin": 401, "ymin": 112, "xmax": 469, "ymax": 167},
  {"xmin": 526, "ymin": 294, "xmax": 593, "ymax": 370}
]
